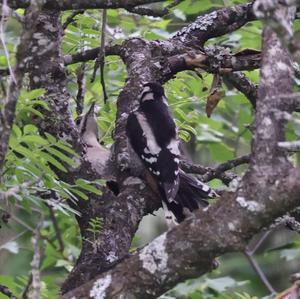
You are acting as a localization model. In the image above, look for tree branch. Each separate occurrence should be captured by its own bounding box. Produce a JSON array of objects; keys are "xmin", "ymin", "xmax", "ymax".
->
[
  {"xmin": 63, "ymin": 44, "xmax": 122, "ymax": 65},
  {"xmin": 61, "ymin": 168, "xmax": 300, "ymax": 299},
  {"xmin": 278, "ymin": 141, "xmax": 300, "ymax": 151},
  {"xmin": 126, "ymin": 0, "xmax": 184, "ymax": 17},
  {"xmin": 6, "ymin": 1, "xmax": 296, "ymax": 297},
  {"xmin": 181, "ymin": 154, "xmax": 250, "ymax": 184},
  {"xmin": 173, "ymin": 2, "xmax": 256, "ymax": 47},
  {"xmin": 60, "ymin": 2, "xmax": 300, "ymax": 298},
  {"xmin": 7, "ymin": 0, "xmax": 165, "ymax": 10},
  {"xmin": 62, "ymin": 9, "xmax": 84, "ymax": 30},
  {"xmin": 0, "ymin": 285, "xmax": 17, "ymax": 299},
  {"xmin": 223, "ymin": 72, "xmax": 257, "ymax": 109},
  {"xmin": 0, "ymin": 2, "xmax": 42, "ymax": 175}
]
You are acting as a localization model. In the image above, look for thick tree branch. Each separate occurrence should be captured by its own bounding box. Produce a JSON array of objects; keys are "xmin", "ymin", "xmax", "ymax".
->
[
  {"xmin": 5, "ymin": 1, "xmax": 295, "ymax": 297},
  {"xmin": 223, "ymin": 72, "xmax": 258, "ymax": 109},
  {"xmin": 7, "ymin": 0, "xmax": 165, "ymax": 10},
  {"xmin": 165, "ymin": 48, "xmax": 261, "ymax": 77},
  {"xmin": 61, "ymin": 168, "xmax": 300, "ymax": 299},
  {"xmin": 0, "ymin": 2, "xmax": 41, "ymax": 175},
  {"xmin": 126, "ymin": 0, "xmax": 184, "ymax": 17},
  {"xmin": 253, "ymin": 1, "xmax": 300, "ymax": 63},
  {"xmin": 173, "ymin": 2, "xmax": 256, "ymax": 47},
  {"xmin": 60, "ymin": 1, "xmax": 263, "ymax": 293},
  {"xmin": 60, "ymin": 2, "xmax": 300, "ymax": 298},
  {"xmin": 19, "ymin": 10, "xmax": 161, "ymax": 295},
  {"xmin": 63, "ymin": 44, "xmax": 122, "ymax": 65},
  {"xmin": 0, "ymin": 285, "xmax": 17, "ymax": 299}
]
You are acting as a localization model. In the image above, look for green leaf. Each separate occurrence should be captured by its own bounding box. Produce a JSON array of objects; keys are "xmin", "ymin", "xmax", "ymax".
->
[
  {"xmin": 68, "ymin": 187, "xmax": 89, "ymax": 201},
  {"xmin": 75, "ymin": 179, "xmax": 102, "ymax": 195},
  {"xmin": 55, "ymin": 141, "xmax": 77, "ymax": 155},
  {"xmin": 21, "ymin": 135, "xmax": 48, "ymax": 146},
  {"xmin": 45, "ymin": 147, "xmax": 75, "ymax": 166},
  {"xmin": 40, "ymin": 152, "xmax": 67, "ymax": 172},
  {"xmin": 19, "ymin": 88, "xmax": 46, "ymax": 100},
  {"xmin": 45, "ymin": 133, "xmax": 57, "ymax": 144},
  {"xmin": 23, "ymin": 124, "xmax": 38, "ymax": 134}
]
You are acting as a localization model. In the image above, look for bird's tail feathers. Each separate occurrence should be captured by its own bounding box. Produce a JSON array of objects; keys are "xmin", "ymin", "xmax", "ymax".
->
[
  {"xmin": 163, "ymin": 179, "xmax": 179, "ymax": 203},
  {"xmin": 179, "ymin": 171, "xmax": 218, "ymax": 199},
  {"xmin": 162, "ymin": 172, "xmax": 218, "ymax": 227}
]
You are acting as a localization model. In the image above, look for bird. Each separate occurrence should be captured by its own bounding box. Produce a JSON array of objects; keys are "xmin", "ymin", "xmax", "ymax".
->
[
  {"xmin": 77, "ymin": 103, "xmax": 119, "ymax": 195},
  {"xmin": 126, "ymin": 82, "xmax": 218, "ymax": 227}
]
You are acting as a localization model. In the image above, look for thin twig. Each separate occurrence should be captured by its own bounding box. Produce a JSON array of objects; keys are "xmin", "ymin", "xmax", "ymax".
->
[
  {"xmin": 278, "ymin": 140, "xmax": 300, "ymax": 151},
  {"xmin": 244, "ymin": 250, "xmax": 276, "ymax": 294},
  {"xmin": 244, "ymin": 230, "xmax": 275, "ymax": 294},
  {"xmin": 99, "ymin": 9, "xmax": 107, "ymax": 102},
  {"xmin": 8, "ymin": 212, "xmax": 35, "ymax": 233},
  {"xmin": 62, "ymin": 9, "xmax": 84, "ymax": 30},
  {"xmin": 0, "ymin": 284, "xmax": 17, "ymax": 299},
  {"xmin": 0, "ymin": 229, "xmax": 27, "ymax": 248},
  {"xmin": 181, "ymin": 154, "xmax": 250, "ymax": 183},
  {"xmin": 247, "ymin": 230, "xmax": 272, "ymax": 256},
  {"xmin": 47, "ymin": 204, "xmax": 65, "ymax": 253},
  {"xmin": 31, "ymin": 222, "xmax": 42, "ymax": 299},
  {"xmin": 91, "ymin": 9, "xmax": 108, "ymax": 103},
  {"xmin": 0, "ymin": 180, "xmax": 38, "ymax": 201},
  {"xmin": 21, "ymin": 274, "xmax": 32, "ymax": 299},
  {"xmin": 0, "ymin": 0, "xmax": 16, "ymax": 84},
  {"xmin": 76, "ymin": 63, "xmax": 86, "ymax": 116}
]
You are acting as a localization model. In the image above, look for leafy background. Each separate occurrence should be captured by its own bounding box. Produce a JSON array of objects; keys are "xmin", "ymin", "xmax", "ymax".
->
[{"xmin": 0, "ymin": 0, "xmax": 300, "ymax": 298}]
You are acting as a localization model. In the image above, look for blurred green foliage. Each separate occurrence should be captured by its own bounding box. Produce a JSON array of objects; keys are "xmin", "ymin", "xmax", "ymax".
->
[{"xmin": 0, "ymin": 0, "xmax": 300, "ymax": 298}]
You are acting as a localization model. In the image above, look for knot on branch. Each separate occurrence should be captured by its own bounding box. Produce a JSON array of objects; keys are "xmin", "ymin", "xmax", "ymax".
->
[{"xmin": 205, "ymin": 46, "xmax": 232, "ymax": 73}]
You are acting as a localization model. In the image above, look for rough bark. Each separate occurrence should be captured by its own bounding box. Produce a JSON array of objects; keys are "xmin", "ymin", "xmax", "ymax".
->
[
  {"xmin": 60, "ymin": 2, "xmax": 300, "ymax": 298},
  {"xmin": 2, "ymin": 1, "xmax": 300, "ymax": 298},
  {"xmin": 7, "ymin": 0, "xmax": 165, "ymax": 10}
]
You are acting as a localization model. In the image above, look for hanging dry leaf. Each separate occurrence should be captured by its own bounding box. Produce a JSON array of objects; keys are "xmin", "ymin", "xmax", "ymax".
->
[
  {"xmin": 206, "ymin": 90, "xmax": 225, "ymax": 117},
  {"xmin": 206, "ymin": 73, "xmax": 225, "ymax": 117}
]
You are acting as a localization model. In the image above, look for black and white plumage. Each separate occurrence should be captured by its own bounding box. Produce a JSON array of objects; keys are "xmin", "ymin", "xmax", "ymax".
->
[{"xmin": 126, "ymin": 82, "xmax": 217, "ymax": 226}]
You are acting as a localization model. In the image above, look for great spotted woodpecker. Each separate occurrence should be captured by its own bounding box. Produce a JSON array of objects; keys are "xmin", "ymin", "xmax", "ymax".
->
[
  {"xmin": 126, "ymin": 82, "xmax": 217, "ymax": 226},
  {"xmin": 78, "ymin": 103, "xmax": 119, "ymax": 195}
]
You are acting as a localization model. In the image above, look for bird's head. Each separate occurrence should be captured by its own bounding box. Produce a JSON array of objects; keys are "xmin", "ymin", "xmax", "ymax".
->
[
  {"xmin": 77, "ymin": 103, "xmax": 99, "ymax": 145},
  {"xmin": 139, "ymin": 82, "xmax": 165, "ymax": 103}
]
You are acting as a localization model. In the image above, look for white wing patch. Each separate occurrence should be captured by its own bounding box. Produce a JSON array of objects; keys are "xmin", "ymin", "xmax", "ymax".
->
[
  {"xmin": 144, "ymin": 156, "xmax": 157, "ymax": 163},
  {"xmin": 167, "ymin": 138, "xmax": 180, "ymax": 156},
  {"xmin": 136, "ymin": 113, "xmax": 161, "ymax": 155},
  {"xmin": 141, "ymin": 92, "xmax": 154, "ymax": 101},
  {"xmin": 196, "ymin": 181, "xmax": 210, "ymax": 192},
  {"xmin": 196, "ymin": 179, "xmax": 218, "ymax": 197}
]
